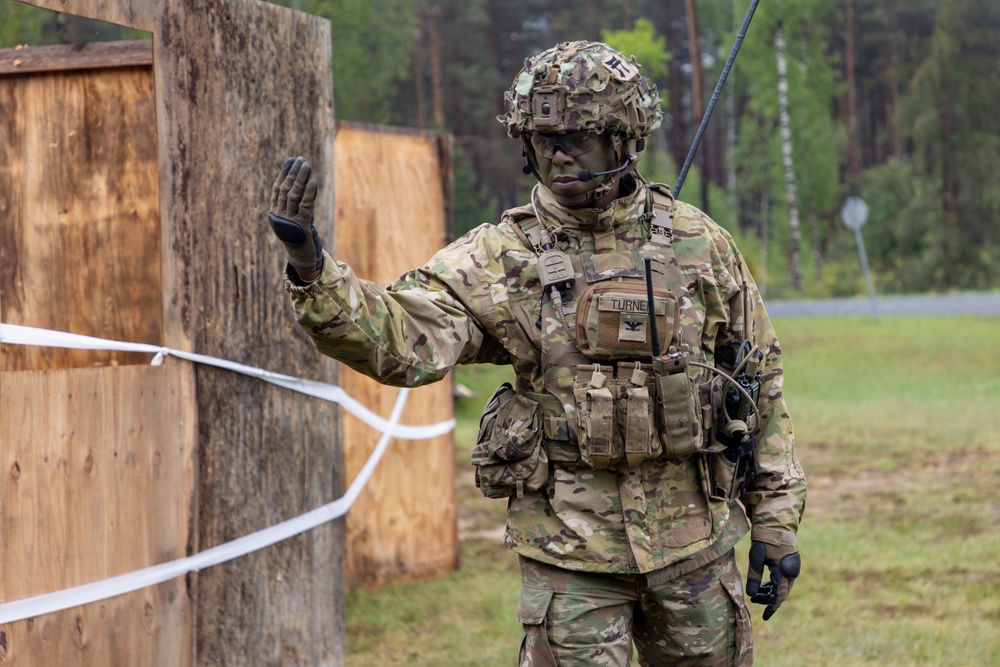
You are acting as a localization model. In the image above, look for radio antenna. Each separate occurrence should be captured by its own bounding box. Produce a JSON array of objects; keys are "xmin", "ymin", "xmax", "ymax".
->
[{"xmin": 674, "ymin": 0, "xmax": 761, "ymax": 198}]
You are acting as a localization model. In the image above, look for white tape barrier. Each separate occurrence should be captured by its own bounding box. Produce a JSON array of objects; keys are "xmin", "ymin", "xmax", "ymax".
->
[
  {"xmin": 0, "ymin": 322, "xmax": 456, "ymax": 624},
  {"xmin": 0, "ymin": 323, "xmax": 454, "ymax": 441},
  {"xmin": 0, "ymin": 388, "xmax": 410, "ymax": 624}
]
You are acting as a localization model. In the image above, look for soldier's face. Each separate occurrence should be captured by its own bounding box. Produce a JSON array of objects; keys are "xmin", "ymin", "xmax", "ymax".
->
[{"xmin": 530, "ymin": 131, "xmax": 619, "ymax": 207}]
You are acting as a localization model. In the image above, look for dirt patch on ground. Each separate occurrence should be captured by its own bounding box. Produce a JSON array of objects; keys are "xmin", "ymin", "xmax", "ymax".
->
[{"xmin": 801, "ymin": 442, "xmax": 1000, "ymax": 526}]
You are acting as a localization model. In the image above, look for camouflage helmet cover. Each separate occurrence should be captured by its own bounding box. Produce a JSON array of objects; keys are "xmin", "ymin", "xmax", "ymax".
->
[{"xmin": 499, "ymin": 41, "xmax": 662, "ymax": 140}]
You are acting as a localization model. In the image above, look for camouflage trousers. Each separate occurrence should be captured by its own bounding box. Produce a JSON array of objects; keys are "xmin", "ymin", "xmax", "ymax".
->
[{"xmin": 517, "ymin": 550, "xmax": 753, "ymax": 667}]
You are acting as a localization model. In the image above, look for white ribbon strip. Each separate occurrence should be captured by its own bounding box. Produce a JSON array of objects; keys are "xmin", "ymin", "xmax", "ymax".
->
[
  {"xmin": 0, "ymin": 388, "xmax": 410, "ymax": 625},
  {"xmin": 0, "ymin": 323, "xmax": 454, "ymax": 441}
]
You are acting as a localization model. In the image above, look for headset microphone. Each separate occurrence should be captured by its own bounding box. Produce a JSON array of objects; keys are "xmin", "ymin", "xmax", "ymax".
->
[{"xmin": 577, "ymin": 154, "xmax": 636, "ymax": 182}]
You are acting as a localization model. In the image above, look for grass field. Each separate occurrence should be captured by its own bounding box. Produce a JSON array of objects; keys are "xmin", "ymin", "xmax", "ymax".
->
[{"xmin": 346, "ymin": 316, "xmax": 1000, "ymax": 666}]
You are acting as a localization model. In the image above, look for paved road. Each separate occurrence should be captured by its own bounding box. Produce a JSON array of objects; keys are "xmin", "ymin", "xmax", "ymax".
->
[{"xmin": 766, "ymin": 292, "xmax": 1000, "ymax": 318}]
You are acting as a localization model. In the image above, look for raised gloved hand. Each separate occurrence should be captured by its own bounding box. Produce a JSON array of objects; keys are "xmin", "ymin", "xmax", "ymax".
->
[
  {"xmin": 268, "ymin": 156, "xmax": 324, "ymax": 276},
  {"xmin": 746, "ymin": 541, "xmax": 800, "ymax": 621}
]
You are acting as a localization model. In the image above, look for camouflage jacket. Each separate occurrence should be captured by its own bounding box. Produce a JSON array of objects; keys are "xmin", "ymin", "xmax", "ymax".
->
[{"xmin": 286, "ymin": 178, "xmax": 806, "ymax": 575}]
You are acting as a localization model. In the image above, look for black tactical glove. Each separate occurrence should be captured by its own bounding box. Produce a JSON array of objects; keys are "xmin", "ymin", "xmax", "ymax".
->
[
  {"xmin": 746, "ymin": 540, "xmax": 800, "ymax": 621},
  {"xmin": 268, "ymin": 156, "xmax": 324, "ymax": 275}
]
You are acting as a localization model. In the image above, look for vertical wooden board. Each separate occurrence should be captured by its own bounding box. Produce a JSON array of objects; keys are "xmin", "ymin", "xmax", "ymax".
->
[
  {"xmin": 333, "ymin": 125, "xmax": 458, "ymax": 589},
  {"xmin": 152, "ymin": 1, "xmax": 343, "ymax": 664},
  {"xmin": 0, "ymin": 364, "xmax": 195, "ymax": 666},
  {"xmin": 0, "ymin": 65, "xmax": 162, "ymax": 371}
]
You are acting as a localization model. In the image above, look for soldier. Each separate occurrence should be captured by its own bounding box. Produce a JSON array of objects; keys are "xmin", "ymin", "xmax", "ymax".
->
[{"xmin": 268, "ymin": 41, "xmax": 805, "ymax": 667}]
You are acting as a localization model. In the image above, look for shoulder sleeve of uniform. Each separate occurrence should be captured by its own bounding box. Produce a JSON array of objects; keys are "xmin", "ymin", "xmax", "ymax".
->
[
  {"xmin": 390, "ymin": 222, "xmax": 518, "ymax": 365},
  {"xmin": 287, "ymin": 222, "xmax": 516, "ymax": 384},
  {"xmin": 407, "ymin": 221, "xmax": 515, "ymax": 283},
  {"xmin": 670, "ymin": 200, "xmax": 742, "ymax": 303}
]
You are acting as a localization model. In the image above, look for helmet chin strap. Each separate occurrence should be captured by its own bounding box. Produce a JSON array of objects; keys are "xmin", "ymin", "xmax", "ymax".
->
[{"xmin": 521, "ymin": 137, "xmax": 543, "ymax": 182}]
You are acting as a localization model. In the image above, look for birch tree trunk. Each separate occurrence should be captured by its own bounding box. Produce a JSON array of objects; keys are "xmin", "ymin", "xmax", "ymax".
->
[{"xmin": 775, "ymin": 22, "xmax": 803, "ymax": 290}]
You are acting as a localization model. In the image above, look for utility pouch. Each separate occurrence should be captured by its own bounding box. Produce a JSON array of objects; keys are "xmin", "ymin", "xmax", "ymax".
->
[
  {"xmin": 708, "ymin": 447, "xmax": 740, "ymax": 502},
  {"xmin": 653, "ymin": 351, "xmax": 703, "ymax": 458},
  {"xmin": 699, "ymin": 374, "xmax": 732, "ymax": 500},
  {"xmin": 616, "ymin": 365, "xmax": 660, "ymax": 466},
  {"xmin": 472, "ymin": 383, "xmax": 549, "ymax": 499},
  {"xmin": 576, "ymin": 282, "xmax": 678, "ymax": 361},
  {"xmin": 573, "ymin": 365, "xmax": 620, "ymax": 468},
  {"xmin": 708, "ymin": 359, "xmax": 764, "ymax": 501}
]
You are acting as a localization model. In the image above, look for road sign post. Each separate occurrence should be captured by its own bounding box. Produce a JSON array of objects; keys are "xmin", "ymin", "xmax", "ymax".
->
[{"xmin": 841, "ymin": 196, "xmax": 879, "ymax": 321}]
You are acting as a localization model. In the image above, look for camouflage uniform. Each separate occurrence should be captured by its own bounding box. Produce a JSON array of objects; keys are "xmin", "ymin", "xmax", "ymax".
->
[
  {"xmin": 283, "ymin": 41, "xmax": 805, "ymax": 667},
  {"xmin": 518, "ymin": 551, "xmax": 751, "ymax": 666}
]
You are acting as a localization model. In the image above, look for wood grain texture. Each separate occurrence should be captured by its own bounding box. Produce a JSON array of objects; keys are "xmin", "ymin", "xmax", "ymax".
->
[
  {"xmin": 0, "ymin": 364, "xmax": 195, "ymax": 666},
  {"xmin": 333, "ymin": 123, "xmax": 459, "ymax": 590},
  {"xmin": 152, "ymin": 1, "xmax": 343, "ymax": 664},
  {"xmin": 0, "ymin": 65, "xmax": 162, "ymax": 371}
]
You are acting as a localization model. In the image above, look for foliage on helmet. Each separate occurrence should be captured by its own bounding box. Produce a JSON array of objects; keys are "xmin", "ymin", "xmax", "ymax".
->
[{"xmin": 499, "ymin": 41, "xmax": 662, "ymax": 140}]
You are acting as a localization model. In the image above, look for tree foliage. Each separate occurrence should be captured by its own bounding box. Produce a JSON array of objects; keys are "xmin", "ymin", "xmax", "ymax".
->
[
  {"xmin": 3, "ymin": 0, "xmax": 998, "ymax": 295},
  {"xmin": 273, "ymin": 0, "xmax": 416, "ymax": 125},
  {"xmin": 601, "ymin": 18, "xmax": 670, "ymax": 83},
  {"xmin": 0, "ymin": 0, "xmax": 47, "ymax": 48}
]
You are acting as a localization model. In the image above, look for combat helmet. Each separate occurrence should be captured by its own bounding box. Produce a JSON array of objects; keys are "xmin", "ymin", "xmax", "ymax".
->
[{"xmin": 499, "ymin": 41, "xmax": 662, "ymax": 198}]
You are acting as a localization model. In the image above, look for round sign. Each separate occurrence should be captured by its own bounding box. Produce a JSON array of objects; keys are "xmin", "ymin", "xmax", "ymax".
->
[{"xmin": 841, "ymin": 196, "xmax": 869, "ymax": 230}]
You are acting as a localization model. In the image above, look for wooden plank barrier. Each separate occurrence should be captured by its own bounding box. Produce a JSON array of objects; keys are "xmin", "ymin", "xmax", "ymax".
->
[
  {"xmin": 0, "ymin": 0, "xmax": 345, "ymax": 663},
  {"xmin": 0, "ymin": 42, "xmax": 188, "ymax": 664},
  {"xmin": 0, "ymin": 0, "xmax": 463, "ymax": 662},
  {"xmin": 333, "ymin": 123, "xmax": 459, "ymax": 590}
]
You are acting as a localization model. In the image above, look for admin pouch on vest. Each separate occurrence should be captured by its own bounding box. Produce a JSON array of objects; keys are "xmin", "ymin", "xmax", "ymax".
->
[
  {"xmin": 576, "ymin": 281, "xmax": 678, "ymax": 360},
  {"xmin": 570, "ymin": 272, "xmax": 708, "ymax": 466},
  {"xmin": 473, "ymin": 383, "xmax": 550, "ymax": 499}
]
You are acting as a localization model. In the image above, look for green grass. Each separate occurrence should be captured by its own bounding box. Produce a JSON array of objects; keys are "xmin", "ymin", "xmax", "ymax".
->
[
  {"xmin": 345, "ymin": 541, "xmax": 520, "ymax": 666},
  {"xmin": 346, "ymin": 316, "xmax": 1000, "ymax": 666}
]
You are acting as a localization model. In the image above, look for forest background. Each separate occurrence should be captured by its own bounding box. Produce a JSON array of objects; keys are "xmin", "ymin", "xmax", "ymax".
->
[{"xmin": 3, "ymin": 0, "xmax": 999, "ymax": 299}]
